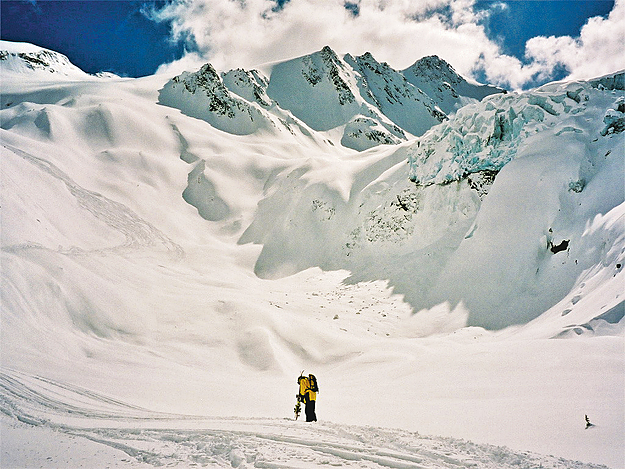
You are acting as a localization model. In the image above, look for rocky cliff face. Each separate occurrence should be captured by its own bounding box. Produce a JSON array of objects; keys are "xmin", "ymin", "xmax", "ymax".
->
[{"xmin": 158, "ymin": 63, "xmax": 277, "ymax": 136}]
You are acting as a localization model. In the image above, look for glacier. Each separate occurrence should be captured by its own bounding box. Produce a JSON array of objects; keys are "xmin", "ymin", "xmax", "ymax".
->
[{"xmin": 1, "ymin": 40, "xmax": 623, "ymax": 468}]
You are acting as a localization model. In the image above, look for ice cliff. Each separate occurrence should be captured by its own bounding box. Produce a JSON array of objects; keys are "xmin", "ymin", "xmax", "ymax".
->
[
  {"xmin": 243, "ymin": 71, "xmax": 624, "ymax": 330},
  {"xmin": 407, "ymin": 71, "xmax": 625, "ymax": 187}
]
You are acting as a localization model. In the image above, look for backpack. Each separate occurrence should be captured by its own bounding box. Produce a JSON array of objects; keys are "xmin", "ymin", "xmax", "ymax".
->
[{"xmin": 308, "ymin": 374, "xmax": 319, "ymax": 393}]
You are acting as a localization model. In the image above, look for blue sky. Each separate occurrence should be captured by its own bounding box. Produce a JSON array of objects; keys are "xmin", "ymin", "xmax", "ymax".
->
[
  {"xmin": 1, "ymin": 1, "xmax": 185, "ymax": 77},
  {"xmin": 475, "ymin": 0, "xmax": 614, "ymax": 58},
  {"xmin": 0, "ymin": 0, "xmax": 620, "ymax": 88}
]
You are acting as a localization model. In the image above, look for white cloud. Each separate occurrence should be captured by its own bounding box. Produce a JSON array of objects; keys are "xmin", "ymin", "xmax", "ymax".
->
[
  {"xmin": 524, "ymin": 0, "xmax": 625, "ymax": 82},
  {"xmin": 148, "ymin": 0, "xmax": 502, "ymax": 74},
  {"xmin": 147, "ymin": 0, "xmax": 623, "ymax": 90},
  {"xmin": 154, "ymin": 51, "xmax": 208, "ymax": 76}
]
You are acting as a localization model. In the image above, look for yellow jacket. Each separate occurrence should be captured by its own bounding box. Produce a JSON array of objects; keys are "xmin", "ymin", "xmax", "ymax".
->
[{"xmin": 299, "ymin": 376, "xmax": 316, "ymax": 401}]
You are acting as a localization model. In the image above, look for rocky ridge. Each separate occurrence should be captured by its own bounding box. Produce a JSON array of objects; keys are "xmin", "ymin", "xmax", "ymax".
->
[
  {"xmin": 402, "ymin": 56, "xmax": 504, "ymax": 114},
  {"xmin": 159, "ymin": 46, "xmax": 504, "ymax": 151}
]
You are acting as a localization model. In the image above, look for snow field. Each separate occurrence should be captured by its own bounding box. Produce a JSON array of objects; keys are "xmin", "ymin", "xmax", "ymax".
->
[
  {"xmin": 0, "ymin": 369, "xmax": 615, "ymax": 468},
  {"xmin": 1, "ymin": 42, "xmax": 623, "ymax": 468}
]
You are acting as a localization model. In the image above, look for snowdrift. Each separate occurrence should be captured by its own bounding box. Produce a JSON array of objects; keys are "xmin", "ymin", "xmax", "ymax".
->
[{"xmin": 1, "ymin": 41, "xmax": 623, "ymax": 468}]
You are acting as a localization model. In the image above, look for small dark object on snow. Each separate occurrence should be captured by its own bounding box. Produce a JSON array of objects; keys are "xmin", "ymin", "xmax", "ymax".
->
[
  {"xmin": 550, "ymin": 239, "xmax": 569, "ymax": 254},
  {"xmin": 294, "ymin": 394, "xmax": 302, "ymax": 420},
  {"xmin": 585, "ymin": 414, "xmax": 595, "ymax": 429}
]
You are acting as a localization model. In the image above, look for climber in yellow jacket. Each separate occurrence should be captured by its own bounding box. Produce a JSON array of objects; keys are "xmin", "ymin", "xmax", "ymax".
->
[{"xmin": 298, "ymin": 373, "xmax": 318, "ymax": 422}]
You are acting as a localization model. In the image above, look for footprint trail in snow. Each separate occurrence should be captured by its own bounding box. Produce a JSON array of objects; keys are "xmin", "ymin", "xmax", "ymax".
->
[{"xmin": 0, "ymin": 370, "xmax": 609, "ymax": 469}]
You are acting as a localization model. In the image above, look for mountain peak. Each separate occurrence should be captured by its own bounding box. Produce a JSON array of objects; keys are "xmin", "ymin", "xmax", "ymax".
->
[
  {"xmin": 351, "ymin": 51, "xmax": 393, "ymax": 75},
  {"xmin": 358, "ymin": 51, "xmax": 376, "ymax": 62},
  {"xmin": 406, "ymin": 55, "xmax": 462, "ymax": 85},
  {"xmin": 158, "ymin": 46, "xmax": 503, "ymax": 150},
  {"xmin": 160, "ymin": 62, "xmax": 273, "ymax": 135},
  {"xmin": 316, "ymin": 45, "xmax": 343, "ymax": 67},
  {"xmin": 0, "ymin": 40, "xmax": 88, "ymax": 79},
  {"xmin": 402, "ymin": 55, "xmax": 504, "ymax": 114},
  {"xmin": 412, "ymin": 55, "xmax": 458, "ymax": 73},
  {"xmin": 320, "ymin": 45, "xmax": 337, "ymax": 56}
]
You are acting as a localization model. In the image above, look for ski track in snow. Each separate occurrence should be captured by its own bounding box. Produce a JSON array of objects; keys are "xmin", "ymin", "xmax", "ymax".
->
[
  {"xmin": 2, "ymin": 143, "xmax": 184, "ymax": 259},
  {"xmin": 0, "ymin": 370, "xmax": 609, "ymax": 469}
]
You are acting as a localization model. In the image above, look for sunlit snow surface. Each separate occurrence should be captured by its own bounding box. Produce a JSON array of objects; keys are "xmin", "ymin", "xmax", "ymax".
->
[
  {"xmin": 1, "ymin": 42, "xmax": 623, "ymax": 468},
  {"xmin": 1, "ymin": 369, "xmax": 611, "ymax": 469}
]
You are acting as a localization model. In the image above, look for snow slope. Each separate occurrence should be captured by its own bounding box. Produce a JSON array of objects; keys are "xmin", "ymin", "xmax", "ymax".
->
[
  {"xmin": 1, "ymin": 42, "xmax": 623, "ymax": 469},
  {"xmin": 408, "ymin": 73, "xmax": 625, "ymax": 329},
  {"xmin": 240, "ymin": 71, "xmax": 625, "ymax": 331}
]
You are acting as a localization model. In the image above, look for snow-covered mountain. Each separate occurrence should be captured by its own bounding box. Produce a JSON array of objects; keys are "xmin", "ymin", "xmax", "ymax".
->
[
  {"xmin": 0, "ymin": 40, "xmax": 92, "ymax": 79},
  {"xmin": 1, "ymin": 41, "xmax": 623, "ymax": 469},
  {"xmin": 238, "ymin": 70, "xmax": 624, "ymax": 332},
  {"xmin": 402, "ymin": 55, "xmax": 504, "ymax": 114},
  {"xmin": 159, "ymin": 45, "xmax": 502, "ymax": 151}
]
